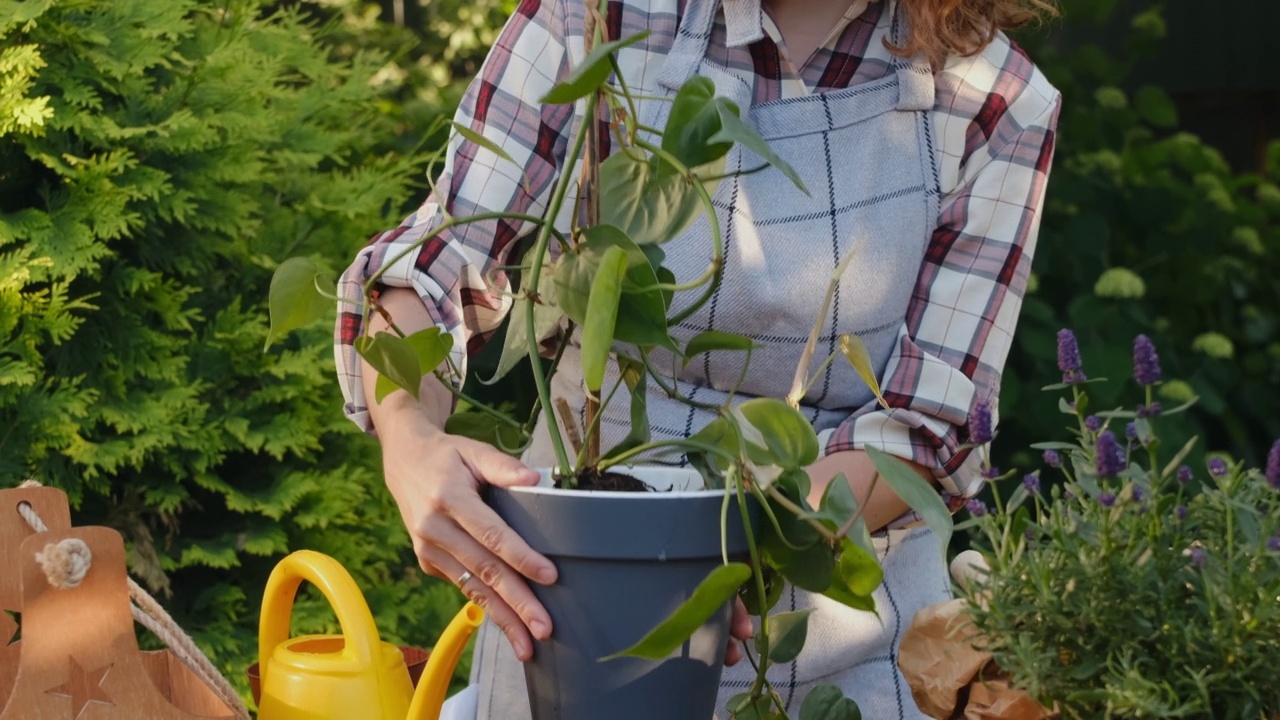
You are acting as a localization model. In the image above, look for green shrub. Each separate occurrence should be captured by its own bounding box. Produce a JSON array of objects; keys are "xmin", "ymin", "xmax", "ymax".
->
[
  {"xmin": 0, "ymin": 0, "xmax": 466, "ymax": 695},
  {"xmin": 999, "ymin": 0, "xmax": 1280, "ymax": 477}
]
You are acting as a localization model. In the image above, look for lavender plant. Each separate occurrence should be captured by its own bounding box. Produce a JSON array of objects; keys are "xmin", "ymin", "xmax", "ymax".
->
[{"xmin": 959, "ymin": 330, "xmax": 1280, "ymax": 719}]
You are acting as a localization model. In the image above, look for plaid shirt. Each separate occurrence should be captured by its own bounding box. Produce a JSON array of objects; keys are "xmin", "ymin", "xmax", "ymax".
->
[{"xmin": 336, "ymin": 0, "xmax": 1061, "ymax": 498}]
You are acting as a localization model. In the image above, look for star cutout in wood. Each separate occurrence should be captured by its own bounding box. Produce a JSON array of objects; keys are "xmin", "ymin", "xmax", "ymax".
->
[{"xmin": 45, "ymin": 657, "xmax": 114, "ymax": 719}]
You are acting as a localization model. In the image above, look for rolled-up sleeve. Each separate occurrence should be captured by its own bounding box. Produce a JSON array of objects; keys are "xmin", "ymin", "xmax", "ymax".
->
[
  {"xmin": 824, "ymin": 71, "xmax": 1062, "ymax": 499},
  {"xmin": 334, "ymin": 0, "xmax": 573, "ymax": 432}
]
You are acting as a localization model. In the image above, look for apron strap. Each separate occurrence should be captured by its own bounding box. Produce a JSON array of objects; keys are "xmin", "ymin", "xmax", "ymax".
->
[
  {"xmin": 888, "ymin": 0, "xmax": 937, "ymax": 111},
  {"xmin": 657, "ymin": 0, "xmax": 722, "ymax": 92}
]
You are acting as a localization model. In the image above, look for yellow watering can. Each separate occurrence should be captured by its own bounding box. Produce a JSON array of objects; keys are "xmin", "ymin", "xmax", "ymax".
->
[{"xmin": 257, "ymin": 550, "xmax": 483, "ymax": 720}]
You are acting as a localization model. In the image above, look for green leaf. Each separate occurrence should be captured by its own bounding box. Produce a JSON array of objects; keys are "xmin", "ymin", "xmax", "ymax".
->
[
  {"xmin": 605, "ymin": 355, "xmax": 650, "ymax": 457},
  {"xmin": 727, "ymin": 693, "xmax": 780, "ymax": 720},
  {"xmin": 757, "ymin": 609, "xmax": 813, "ymax": 664},
  {"xmin": 709, "ymin": 104, "xmax": 807, "ymax": 194},
  {"xmin": 806, "ymin": 472, "xmax": 858, "ymax": 532},
  {"xmin": 553, "ymin": 225, "xmax": 674, "ymax": 349},
  {"xmin": 799, "ymin": 684, "xmax": 862, "ymax": 720},
  {"xmin": 864, "ymin": 446, "xmax": 952, "ymax": 557},
  {"xmin": 265, "ymin": 257, "xmax": 334, "ymax": 349},
  {"xmin": 451, "ymin": 122, "xmax": 520, "ymax": 169},
  {"xmin": 821, "ymin": 538, "xmax": 881, "ymax": 613},
  {"xmin": 355, "ymin": 332, "xmax": 423, "ymax": 402},
  {"xmin": 738, "ymin": 566, "xmax": 784, "ymax": 615},
  {"xmin": 375, "ymin": 329, "xmax": 454, "ymax": 402},
  {"xmin": 486, "ymin": 258, "xmax": 563, "ymax": 384},
  {"xmin": 603, "ymin": 562, "xmax": 751, "ymax": 660},
  {"xmin": 683, "ymin": 330, "xmax": 753, "ymax": 368},
  {"xmin": 581, "ymin": 245, "xmax": 628, "ymax": 394},
  {"xmin": 732, "ymin": 398, "xmax": 820, "ymax": 469},
  {"xmin": 662, "ymin": 77, "xmax": 734, "ymax": 171},
  {"xmin": 1134, "ymin": 86, "xmax": 1178, "ymax": 128},
  {"xmin": 839, "ymin": 334, "xmax": 886, "ymax": 409},
  {"xmin": 599, "ymin": 151, "xmax": 705, "ymax": 246},
  {"xmin": 761, "ymin": 509, "xmax": 832, "ymax": 594},
  {"xmin": 541, "ymin": 31, "xmax": 651, "ymax": 104}
]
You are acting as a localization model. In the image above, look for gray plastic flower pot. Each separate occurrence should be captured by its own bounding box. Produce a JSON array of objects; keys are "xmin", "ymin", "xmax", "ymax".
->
[{"xmin": 486, "ymin": 466, "xmax": 758, "ymax": 720}]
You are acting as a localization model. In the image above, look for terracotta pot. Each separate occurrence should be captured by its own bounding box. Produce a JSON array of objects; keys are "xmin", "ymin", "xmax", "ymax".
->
[{"xmin": 247, "ymin": 646, "xmax": 429, "ymax": 707}]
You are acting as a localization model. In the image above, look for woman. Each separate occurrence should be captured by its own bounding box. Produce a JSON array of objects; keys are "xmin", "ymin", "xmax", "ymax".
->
[{"xmin": 335, "ymin": 0, "xmax": 1060, "ymax": 716}]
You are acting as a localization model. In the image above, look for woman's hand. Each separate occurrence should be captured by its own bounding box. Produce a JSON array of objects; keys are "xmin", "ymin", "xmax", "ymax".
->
[
  {"xmin": 379, "ymin": 415, "xmax": 557, "ymax": 662},
  {"xmin": 725, "ymin": 597, "xmax": 753, "ymax": 666}
]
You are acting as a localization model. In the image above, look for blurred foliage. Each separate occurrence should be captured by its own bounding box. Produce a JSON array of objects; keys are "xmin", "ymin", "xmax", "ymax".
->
[{"xmin": 997, "ymin": 0, "xmax": 1280, "ymax": 479}]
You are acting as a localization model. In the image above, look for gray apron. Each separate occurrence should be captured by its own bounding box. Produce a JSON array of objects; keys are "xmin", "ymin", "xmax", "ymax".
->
[{"xmin": 464, "ymin": 0, "xmax": 951, "ymax": 716}]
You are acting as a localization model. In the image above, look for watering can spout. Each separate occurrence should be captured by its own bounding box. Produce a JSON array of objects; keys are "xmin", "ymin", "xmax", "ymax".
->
[{"xmin": 408, "ymin": 602, "xmax": 485, "ymax": 720}]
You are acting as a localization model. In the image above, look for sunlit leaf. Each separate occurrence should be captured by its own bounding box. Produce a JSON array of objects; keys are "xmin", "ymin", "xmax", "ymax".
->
[
  {"xmin": 452, "ymin": 122, "xmax": 520, "ymax": 169},
  {"xmin": 603, "ymin": 562, "xmax": 751, "ymax": 660},
  {"xmin": 553, "ymin": 226, "xmax": 674, "ymax": 349},
  {"xmin": 839, "ymin": 334, "xmax": 886, "ymax": 409},
  {"xmin": 865, "ymin": 446, "xmax": 951, "ymax": 557},
  {"xmin": 355, "ymin": 332, "xmax": 423, "ymax": 402},
  {"xmin": 599, "ymin": 151, "xmax": 705, "ymax": 246},
  {"xmin": 266, "ymin": 257, "xmax": 334, "ymax": 349},
  {"xmin": 822, "ymin": 537, "xmax": 882, "ymax": 613},
  {"xmin": 733, "ymin": 398, "xmax": 820, "ymax": 469},
  {"xmin": 541, "ymin": 31, "xmax": 651, "ymax": 104}
]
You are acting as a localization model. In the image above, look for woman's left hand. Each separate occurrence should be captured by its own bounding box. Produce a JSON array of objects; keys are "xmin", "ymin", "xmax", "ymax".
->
[{"xmin": 725, "ymin": 597, "xmax": 753, "ymax": 666}]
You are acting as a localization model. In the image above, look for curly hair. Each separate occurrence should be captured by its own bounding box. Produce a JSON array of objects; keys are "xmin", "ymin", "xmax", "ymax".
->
[{"xmin": 889, "ymin": 0, "xmax": 1059, "ymax": 67}]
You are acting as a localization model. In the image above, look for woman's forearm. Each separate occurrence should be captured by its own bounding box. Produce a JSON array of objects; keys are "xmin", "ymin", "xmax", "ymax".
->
[
  {"xmin": 361, "ymin": 287, "xmax": 454, "ymax": 440},
  {"xmin": 805, "ymin": 450, "xmax": 938, "ymax": 533}
]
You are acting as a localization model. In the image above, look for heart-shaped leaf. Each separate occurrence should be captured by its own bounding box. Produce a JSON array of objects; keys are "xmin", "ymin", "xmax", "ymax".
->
[
  {"xmin": 553, "ymin": 225, "xmax": 674, "ymax": 349},
  {"xmin": 541, "ymin": 31, "xmax": 651, "ymax": 104},
  {"xmin": 799, "ymin": 684, "xmax": 862, "ymax": 720},
  {"xmin": 603, "ymin": 562, "xmax": 751, "ymax": 660},
  {"xmin": 485, "ymin": 258, "xmax": 562, "ymax": 385},
  {"xmin": 822, "ymin": 537, "xmax": 882, "ymax": 611},
  {"xmin": 599, "ymin": 151, "xmax": 705, "ymax": 246},
  {"xmin": 356, "ymin": 332, "xmax": 423, "ymax": 402},
  {"xmin": 266, "ymin": 257, "xmax": 335, "ymax": 349},
  {"xmin": 662, "ymin": 76, "xmax": 734, "ymax": 171},
  {"xmin": 732, "ymin": 398, "xmax": 820, "ymax": 469},
  {"xmin": 756, "ymin": 609, "xmax": 813, "ymax": 664}
]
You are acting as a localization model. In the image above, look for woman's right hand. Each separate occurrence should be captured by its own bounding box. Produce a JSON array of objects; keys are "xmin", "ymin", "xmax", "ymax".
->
[{"xmin": 378, "ymin": 415, "xmax": 557, "ymax": 662}]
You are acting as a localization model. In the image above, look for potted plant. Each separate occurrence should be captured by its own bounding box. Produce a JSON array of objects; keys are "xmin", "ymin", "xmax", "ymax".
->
[
  {"xmin": 265, "ymin": 10, "xmax": 952, "ymax": 720},
  {"xmin": 925, "ymin": 330, "xmax": 1280, "ymax": 719}
]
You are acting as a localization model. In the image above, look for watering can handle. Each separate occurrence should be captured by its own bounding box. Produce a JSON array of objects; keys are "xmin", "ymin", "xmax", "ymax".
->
[{"xmin": 258, "ymin": 550, "xmax": 384, "ymax": 687}]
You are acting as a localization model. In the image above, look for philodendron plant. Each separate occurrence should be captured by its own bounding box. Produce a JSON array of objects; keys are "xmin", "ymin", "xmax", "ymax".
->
[{"xmin": 266, "ymin": 12, "xmax": 953, "ymax": 720}]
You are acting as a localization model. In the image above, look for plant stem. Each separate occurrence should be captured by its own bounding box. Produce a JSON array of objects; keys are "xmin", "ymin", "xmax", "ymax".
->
[
  {"xmin": 735, "ymin": 472, "xmax": 772, "ymax": 701},
  {"xmin": 597, "ymin": 437, "xmax": 735, "ymax": 470},
  {"xmin": 523, "ymin": 96, "xmax": 600, "ymax": 479},
  {"xmin": 787, "ymin": 248, "xmax": 858, "ymax": 408}
]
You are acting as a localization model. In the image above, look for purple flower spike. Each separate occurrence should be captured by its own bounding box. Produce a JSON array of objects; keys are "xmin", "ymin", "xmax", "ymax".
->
[
  {"xmin": 1125, "ymin": 422, "xmax": 1138, "ymax": 440},
  {"xmin": 1268, "ymin": 535, "xmax": 1280, "ymax": 553},
  {"xmin": 967, "ymin": 498, "xmax": 988, "ymax": 517},
  {"xmin": 1177, "ymin": 465, "xmax": 1193, "ymax": 484},
  {"xmin": 1137, "ymin": 401, "xmax": 1163, "ymax": 419},
  {"xmin": 1099, "ymin": 491, "xmax": 1117, "ymax": 507},
  {"xmin": 1057, "ymin": 329, "xmax": 1085, "ymax": 383},
  {"xmin": 1085, "ymin": 415, "xmax": 1102, "ymax": 433},
  {"xmin": 1095, "ymin": 431, "xmax": 1125, "ymax": 477},
  {"xmin": 1023, "ymin": 474, "xmax": 1041, "ymax": 495},
  {"xmin": 1133, "ymin": 334, "xmax": 1162, "ymax": 386},
  {"xmin": 1130, "ymin": 485, "xmax": 1144, "ymax": 503},
  {"xmin": 1043, "ymin": 449, "xmax": 1062, "ymax": 468},
  {"xmin": 1207, "ymin": 457, "xmax": 1228, "ymax": 477},
  {"xmin": 1174, "ymin": 505, "xmax": 1187, "ymax": 521},
  {"xmin": 1266, "ymin": 440, "xmax": 1280, "ymax": 490},
  {"xmin": 969, "ymin": 400, "xmax": 994, "ymax": 445},
  {"xmin": 1189, "ymin": 547, "xmax": 1206, "ymax": 569},
  {"xmin": 982, "ymin": 466, "xmax": 1001, "ymax": 480}
]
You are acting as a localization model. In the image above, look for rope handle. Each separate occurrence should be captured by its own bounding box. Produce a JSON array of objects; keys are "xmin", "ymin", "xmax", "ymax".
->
[{"xmin": 16, "ymin": 484, "xmax": 252, "ymax": 720}]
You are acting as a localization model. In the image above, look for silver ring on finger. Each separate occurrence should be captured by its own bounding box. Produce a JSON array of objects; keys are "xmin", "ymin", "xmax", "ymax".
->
[{"xmin": 455, "ymin": 570, "xmax": 474, "ymax": 589}]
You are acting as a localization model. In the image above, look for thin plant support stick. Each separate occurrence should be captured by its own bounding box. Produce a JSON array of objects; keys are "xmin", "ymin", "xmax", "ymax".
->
[{"xmin": 579, "ymin": 0, "xmax": 608, "ymax": 466}]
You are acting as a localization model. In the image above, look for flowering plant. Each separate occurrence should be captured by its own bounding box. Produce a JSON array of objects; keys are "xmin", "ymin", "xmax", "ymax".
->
[{"xmin": 958, "ymin": 329, "xmax": 1280, "ymax": 719}]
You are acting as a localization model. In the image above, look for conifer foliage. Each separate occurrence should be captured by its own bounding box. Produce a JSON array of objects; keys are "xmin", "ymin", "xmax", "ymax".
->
[{"xmin": 0, "ymin": 0, "xmax": 464, "ymax": 691}]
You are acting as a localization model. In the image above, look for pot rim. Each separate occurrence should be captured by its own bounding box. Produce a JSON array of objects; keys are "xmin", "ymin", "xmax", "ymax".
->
[{"xmin": 505, "ymin": 465, "xmax": 725, "ymax": 500}]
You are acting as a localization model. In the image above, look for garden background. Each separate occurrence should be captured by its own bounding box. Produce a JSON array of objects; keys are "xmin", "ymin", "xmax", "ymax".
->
[{"xmin": 2, "ymin": 0, "xmax": 1277, "ymax": 699}]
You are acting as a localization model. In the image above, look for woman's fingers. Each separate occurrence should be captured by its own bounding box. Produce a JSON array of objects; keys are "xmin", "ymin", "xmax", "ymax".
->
[
  {"xmin": 419, "ymin": 546, "xmax": 537, "ymax": 662},
  {"xmin": 730, "ymin": 597, "xmax": 752, "ymax": 640},
  {"xmin": 450, "ymin": 490, "xmax": 558, "ymax": 585},
  {"xmin": 422, "ymin": 519, "xmax": 553, "ymax": 643}
]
